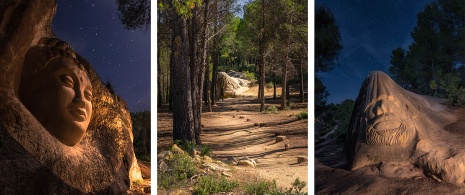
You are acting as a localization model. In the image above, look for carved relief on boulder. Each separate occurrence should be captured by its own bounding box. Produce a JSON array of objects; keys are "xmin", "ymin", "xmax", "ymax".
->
[{"xmin": 0, "ymin": 1, "xmax": 142, "ymax": 193}]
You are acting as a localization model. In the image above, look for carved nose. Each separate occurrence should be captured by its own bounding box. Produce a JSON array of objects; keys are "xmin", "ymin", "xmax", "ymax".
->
[
  {"xmin": 73, "ymin": 89, "xmax": 85, "ymax": 106},
  {"xmin": 374, "ymin": 100, "xmax": 390, "ymax": 116}
]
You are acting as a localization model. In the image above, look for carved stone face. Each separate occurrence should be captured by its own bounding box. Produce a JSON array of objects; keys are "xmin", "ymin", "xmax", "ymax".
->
[
  {"xmin": 362, "ymin": 72, "xmax": 415, "ymax": 146},
  {"xmin": 19, "ymin": 57, "xmax": 93, "ymax": 146}
]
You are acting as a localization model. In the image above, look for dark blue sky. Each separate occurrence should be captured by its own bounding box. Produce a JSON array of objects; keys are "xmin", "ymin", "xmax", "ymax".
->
[
  {"xmin": 52, "ymin": 0, "xmax": 151, "ymax": 112},
  {"xmin": 316, "ymin": 0, "xmax": 433, "ymax": 104}
]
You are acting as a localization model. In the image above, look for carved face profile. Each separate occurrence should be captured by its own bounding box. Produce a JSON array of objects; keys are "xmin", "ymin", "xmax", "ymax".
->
[
  {"xmin": 361, "ymin": 71, "xmax": 415, "ymax": 146},
  {"xmin": 19, "ymin": 38, "xmax": 92, "ymax": 146}
]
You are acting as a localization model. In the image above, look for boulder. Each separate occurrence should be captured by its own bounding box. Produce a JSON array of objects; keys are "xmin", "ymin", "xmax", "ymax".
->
[
  {"xmin": 216, "ymin": 71, "xmax": 250, "ymax": 99},
  {"xmin": 344, "ymin": 71, "xmax": 465, "ymax": 186},
  {"xmin": 0, "ymin": 1, "xmax": 142, "ymax": 193}
]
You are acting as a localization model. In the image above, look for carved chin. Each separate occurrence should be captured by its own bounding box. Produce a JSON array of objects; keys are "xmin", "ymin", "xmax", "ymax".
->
[{"xmin": 366, "ymin": 122, "xmax": 413, "ymax": 146}]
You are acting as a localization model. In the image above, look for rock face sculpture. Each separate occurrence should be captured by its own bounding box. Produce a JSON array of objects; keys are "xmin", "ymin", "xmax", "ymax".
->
[
  {"xmin": 19, "ymin": 38, "xmax": 93, "ymax": 146},
  {"xmin": 344, "ymin": 71, "xmax": 465, "ymax": 186},
  {"xmin": 0, "ymin": 0, "xmax": 142, "ymax": 193}
]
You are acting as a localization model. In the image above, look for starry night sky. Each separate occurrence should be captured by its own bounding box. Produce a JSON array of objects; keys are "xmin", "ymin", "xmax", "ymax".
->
[
  {"xmin": 315, "ymin": 0, "xmax": 434, "ymax": 104},
  {"xmin": 52, "ymin": 0, "xmax": 151, "ymax": 112}
]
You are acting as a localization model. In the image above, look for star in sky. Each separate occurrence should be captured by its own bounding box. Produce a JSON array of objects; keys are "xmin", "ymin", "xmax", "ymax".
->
[
  {"xmin": 53, "ymin": 0, "xmax": 151, "ymax": 112},
  {"xmin": 315, "ymin": 0, "xmax": 434, "ymax": 104}
]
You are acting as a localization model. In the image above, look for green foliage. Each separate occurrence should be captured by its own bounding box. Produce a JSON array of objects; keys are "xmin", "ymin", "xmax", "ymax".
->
[
  {"xmin": 315, "ymin": 99, "xmax": 354, "ymax": 139},
  {"xmin": 315, "ymin": 6, "xmax": 342, "ymax": 73},
  {"xmin": 389, "ymin": 0, "xmax": 464, "ymax": 97},
  {"xmin": 244, "ymin": 179, "xmax": 281, "ymax": 195},
  {"xmin": 116, "ymin": 0, "xmax": 150, "ymax": 30},
  {"xmin": 131, "ymin": 111, "xmax": 150, "ymax": 156},
  {"xmin": 243, "ymin": 70, "xmax": 256, "ymax": 81},
  {"xmin": 193, "ymin": 174, "xmax": 238, "ymax": 195},
  {"xmin": 267, "ymin": 81, "xmax": 274, "ymax": 89},
  {"xmin": 158, "ymin": 152, "xmax": 198, "ymax": 189},
  {"xmin": 174, "ymin": 140, "xmax": 212, "ymax": 157},
  {"xmin": 262, "ymin": 105, "xmax": 279, "ymax": 114},
  {"xmin": 296, "ymin": 108, "xmax": 308, "ymax": 120},
  {"xmin": 200, "ymin": 145, "xmax": 212, "ymax": 157},
  {"xmin": 244, "ymin": 178, "xmax": 307, "ymax": 195}
]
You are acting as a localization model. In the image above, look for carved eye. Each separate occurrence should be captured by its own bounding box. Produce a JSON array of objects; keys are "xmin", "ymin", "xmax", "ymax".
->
[
  {"xmin": 60, "ymin": 75, "xmax": 74, "ymax": 88},
  {"xmin": 84, "ymin": 90, "xmax": 93, "ymax": 100}
]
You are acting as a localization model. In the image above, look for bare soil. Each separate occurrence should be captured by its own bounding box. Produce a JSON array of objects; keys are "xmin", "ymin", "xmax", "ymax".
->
[
  {"xmin": 316, "ymin": 106, "xmax": 465, "ymax": 194},
  {"xmin": 157, "ymin": 86, "xmax": 308, "ymax": 193}
]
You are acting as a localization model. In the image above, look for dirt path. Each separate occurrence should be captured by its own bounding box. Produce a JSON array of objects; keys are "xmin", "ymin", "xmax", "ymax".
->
[{"xmin": 157, "ymin": 86, "xmax": 308, "ymax": 192}]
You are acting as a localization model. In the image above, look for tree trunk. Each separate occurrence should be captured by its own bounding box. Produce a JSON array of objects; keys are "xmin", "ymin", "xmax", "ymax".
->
[
  {"xmin": 281, "ymin": 54, "xmax": 288, "ymax": 110},
  {"xmin": 157, "ymin": 42, "xmax": 162, "ymax": 107},
  {"xmin": 188, "ymin": 7, "xmax": 202, "ymax": 145},
  {"xmin": 259, "ymin": 0, "xmax": 266, "ymax": 112},
  {"xmin": 211, "ymin": 22, "xmax": 219, "ymax": 106},
  {"xmin": 273, "ymin": 75, "xmax": 276, "ymax": 100},
  {"xmin": 299, "ymin": 46, "xmax": 305, "ymax": 103},
  {"xmin": 170, "ymin": 15, "xmax": 195, "ymax": 143},
  {"xmin": 201, "ymin": 0, "xmax": 211, "ymax": 113}
]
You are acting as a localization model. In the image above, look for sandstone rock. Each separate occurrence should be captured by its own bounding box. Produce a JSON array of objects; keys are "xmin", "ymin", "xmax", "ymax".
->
[
  {"xmin": 276, "ymin": 136, "xmax": 287, "ymax": 143},
  {"xmin": 171, "ymin": 144, "xmax": 185, "ymax": 154},
  {"xmin": 344, "ymin": 71, "xmax": 465, "ymax": 186},
  {"xmin": 237, "ymin": 160, "xmax": 255, "ymax": 167},
  {"xmin": 247, "ymin": 119, "xmax": 250, "ymax": 121},
  {"xmin": 259, "ymin": 123, "xmax": 267, "ymax": 127},
  {"xmin": 0, "ymin": 2, "xmax": 142, "ymax": 193},
  {"xmin": 202, "ymin": 163, "xmax": 230, "ymax": 172},
  {"xmin": 158, "ymin": 160, "xmax": 169, "ymax": 172},
  {"xmin": 225, "ymin": 156, "xmax": 238, "ymax": 165},
  {"xmin": 237, "ymin": 157, "xmax": 257, "ymax": 167},
  {"xmin": 158, "ymin": 150, "xmax": 173, "ymax": 160},
  {"xmin": 222, "ymin": 172, "xmax": 232, "ymax": 177},
  {"xmin": 202, "ymin": 156, "xmax": 213, "ymax": 163},
  {"xmin": 297, "ymin": 156, "xmax": 308, "ymax": 163},
  {"xmin": 216, "ymin": 71, "xmax": 250, "ymax": 99},
  {"xmin": 254, "ymin": 123, "xmax": 259, "ymax": 126}
]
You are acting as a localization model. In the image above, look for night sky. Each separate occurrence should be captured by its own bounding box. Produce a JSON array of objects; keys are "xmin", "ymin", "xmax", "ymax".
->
[
  {"xmin": 315, "ymin": 0, "xmax": 434, "ymax": 104},
  {"xmin": 52, "ymin": 0, "xmax": 151, "ymax": 112}
]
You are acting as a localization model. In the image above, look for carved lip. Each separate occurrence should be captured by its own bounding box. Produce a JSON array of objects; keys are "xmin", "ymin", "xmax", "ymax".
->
[
  {"xmin": 68, "ymin": 108, "xmax": 86, "ymax": 121},
  {"xmin": 368, "ymin": 113, "xmax": 402, "ymax": 135}
]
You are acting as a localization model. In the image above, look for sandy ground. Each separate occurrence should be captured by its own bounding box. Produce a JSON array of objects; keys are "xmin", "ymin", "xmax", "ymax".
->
[
  {"xmin": 316, "ymin": 106, "xmax": 465, "ymax": 194},
  {"xmin": 157, "ymin": 86, "xmax": 308, "ymax": 192}
]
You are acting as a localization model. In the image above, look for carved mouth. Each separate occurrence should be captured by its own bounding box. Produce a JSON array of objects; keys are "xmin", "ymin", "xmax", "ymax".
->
[
  {"xmin": 366, "ymin": 113, "xmax": 411, "ymax": 146},
  {"xmin": 367, "ymin": 113, "xmax": 404, "ymax": 135},
  {"xmin": 69, "ymin": 108, "xmax": 86, "ymax": 121}
]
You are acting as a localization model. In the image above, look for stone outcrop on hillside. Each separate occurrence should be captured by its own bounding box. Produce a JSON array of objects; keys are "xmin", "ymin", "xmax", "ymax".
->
[
  {"xmin": 0, "ymin": 0, "xmax": 142, "ymax": 193},
  {"xmin": 216, "ymin": 71, "xmax": 250, "ymax": 99},
  {"xmin": 344, "ymin": 71, "xmax": 465, "ymax": 186}
]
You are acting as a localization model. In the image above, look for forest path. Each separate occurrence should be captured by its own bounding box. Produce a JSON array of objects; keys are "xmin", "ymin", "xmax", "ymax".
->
[{"xmin": 157, "ymin": 86, "xmax": 308, "ymax": 192}]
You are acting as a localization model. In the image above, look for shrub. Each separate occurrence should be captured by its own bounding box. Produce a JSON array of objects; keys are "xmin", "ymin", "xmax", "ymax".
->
[
  {"xmin": 158, "ymin": 152, "xmax": 198, "ymax": 189},
  {"xmin": 244, "ymin": 179, "xmax": 284, "ymax": 195},
  {"xmin": 193, "ymin": 174, "xmax": 238, "ymax": 195},
  {"xmin": 243, "ymin": 70, "xmax": 256, "ymax": 81},
  {"xmin": 296, "ymin": 108, "xmax": 308, "ymax": 119},
  {"xmin": 200, "ymin": 145, "xmax": 212, "ymax": 156},
  {"xmin": 244, "ymin": 178, "xmax": 307, "ymax": 195},
  {"xmin": 263, "ymin": 105, "xmax": 279, "ymax": 114}
]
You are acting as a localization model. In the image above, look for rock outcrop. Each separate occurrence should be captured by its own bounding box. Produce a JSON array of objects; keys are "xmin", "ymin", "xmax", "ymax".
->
[
  {"xmin": 0, "ymin": 0, "xmax": 142, "ymax": 193},
  {"xmin": 344, "ymin": 71, "xmax": 465, "ymax": 186},
  {"xmin": 216, "ymin": 71, "xmax": 250, "ymax": 99}
]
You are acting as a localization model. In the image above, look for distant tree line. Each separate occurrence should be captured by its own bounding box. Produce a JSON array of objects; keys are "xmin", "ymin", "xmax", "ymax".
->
[
  {"xmin": 389, "ymin": 0, "xmax": 465, "ymax": 105},
  {"xmin": 131, "ymin": 111, "xmax": 150, "ymax": 158}
]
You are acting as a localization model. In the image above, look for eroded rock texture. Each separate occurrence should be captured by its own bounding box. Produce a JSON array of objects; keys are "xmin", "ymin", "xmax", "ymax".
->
[
  {"xmin": 0, "ymin": 0, "xmax": 142, "ymax": 193},
  {"xmin": 344, "ymin": 71, "xmax": 465, "ymax": 186}
]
